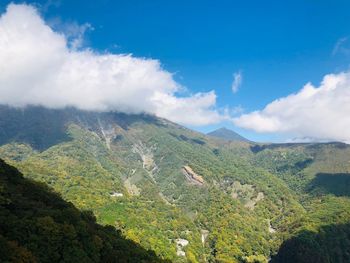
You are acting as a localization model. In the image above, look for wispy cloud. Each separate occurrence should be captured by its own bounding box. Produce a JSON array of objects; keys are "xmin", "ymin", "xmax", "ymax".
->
[
  {"xmin": 49, "ymin": 18, "xmax": 94, "ymax": 49},
  {"xmin": 42, "ymin": 0, "xmax": 61, "ymax": 12},
  {"xmin": 332, "ymin": 37, "xmax": 350, "ymax": 56},
  {"xmin": 231, "ymin": 71, "xmax": 242, "ymax": 93}
]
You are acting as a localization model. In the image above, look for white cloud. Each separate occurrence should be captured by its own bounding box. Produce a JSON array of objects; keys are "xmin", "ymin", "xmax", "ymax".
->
[
  {"xmin": 0, "ymin": 3, "xmax": 226, "ymax": 126},
  {"xmin": 234, "ymin": 72, "xmax": 350, "ymax": 143},
  {"xmin": 231, "ymin": 71, "xmax": 242, "ymax": 93}
]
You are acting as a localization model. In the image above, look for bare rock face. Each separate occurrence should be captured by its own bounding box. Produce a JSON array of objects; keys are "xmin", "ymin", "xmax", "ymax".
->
[
  {"xmin": 223, "ymin": 180, "xmax": 264, "ymax": 209},
  {"xmin": 182, "ymin": 166, "xmax": 205, "ymax": 186},
  {"xmin": 268, "ymin": 219, "xmax": 276, "ymax": 234},
  {"xmin": 132, "ymin": 142, "xmax": 156, "ymax": 171},
  {"xmin": 124, "ymin": 179, "xmax": 141, "ymax": 196},
  {"xmin": 244, "ymin": 191, "xmax": 265, "ymax": 210},
  {"xmin": 175, "ymin": 238, "xmax": 189, "ymax": 257},
  {"xmin": 132, "ymin": 141, "xmax": 158, "ymax": 183},
  {"xmin": 201, "ymin": 229, "xmax": 209, "ymax": 246},
  {"xmin": 110, "ymin": 192, "xmax": 123, "ymax": 197}
]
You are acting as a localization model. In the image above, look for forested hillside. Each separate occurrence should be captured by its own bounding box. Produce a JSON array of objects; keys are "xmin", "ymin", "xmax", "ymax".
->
[
  {"xmin": 0, "ymin": 105, "xmax": 350, "ymax": 262},
  {"xmin": 0, "ymin": 159, "xmax": 165, "ymax": 262}
]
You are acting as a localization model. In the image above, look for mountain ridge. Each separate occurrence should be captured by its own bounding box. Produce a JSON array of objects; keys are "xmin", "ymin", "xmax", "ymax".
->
[{"xmin": 0, "ymin": 105, "xmax": 349, "ymax": 262}]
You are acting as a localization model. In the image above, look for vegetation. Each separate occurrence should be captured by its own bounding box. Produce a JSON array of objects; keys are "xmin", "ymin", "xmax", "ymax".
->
[
  {"xmin": 0, "ymin": 105, "xmax": 350, "ymax": 262},
  {"xmin": 272, "ymin": 222, "xmax": 350, "ymax": 263},
  {"xmin": 0, "ymin": 159, "xmax": 165, "ymax": 263}
]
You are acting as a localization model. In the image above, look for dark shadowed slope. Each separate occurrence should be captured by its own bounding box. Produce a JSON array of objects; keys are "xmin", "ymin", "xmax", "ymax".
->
[
  {"xmin": 308, "ymin": 173, "xmax": 350, "ymax": 197},
  {"xmin": 271, "ymin": 223, "xmax": 350, "ymax": 263},
  {"xmin": 0, "ymin": 159, "xmax": 166, "ymax": 263},
  {"xmin": 207, "ymin": 127, "xmax": 250, "ymax": 142}
]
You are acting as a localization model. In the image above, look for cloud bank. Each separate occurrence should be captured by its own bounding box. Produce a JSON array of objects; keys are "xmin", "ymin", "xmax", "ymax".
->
[
  {"xmin": 0, "ymin": 4, "xmax": 225, "ymax": 126},
  {"xmin": 234, "ymin": 72, "xmax": 350, "ymax": 143}
]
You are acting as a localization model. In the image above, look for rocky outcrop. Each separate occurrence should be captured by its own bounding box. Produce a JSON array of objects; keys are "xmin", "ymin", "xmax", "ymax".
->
[
  {"xmin": 124, "ymin": 179, "xmax": 141, "ymax": 196},
  {"xmin": 244, "ymin": 192, "xmax": 264, "ymax": 210},
  {"xmin": 224, "ymin": 180, "xmax": 264, "ymax": 209},
  {"xmin": 132, "ymin": 142, "xmax": 156, "ymax": 171},
  {"xmin": 132, "ymin": 142, "xmax": 159, "ymax": 184},
  {"xmin": 175, "ymin": 238, "xmax": 189, "ymax": 257},
  {"xmin": 182, "ymin": 166, "xmax": 204, "ymax": 186},
  {"xmin": 97, "ymin": 118, "xmax": 120, "ymax": 150},
  {"xmin": 110, "ymin": 192, "xmax": 123, "ymax": 197},
  {"xmin": 268, "ymin": 219, "xmax": 276, "ymax": 234},
  {"xmin": 201, "ymin": 229, "xmax": 209, "ymax": 246}
]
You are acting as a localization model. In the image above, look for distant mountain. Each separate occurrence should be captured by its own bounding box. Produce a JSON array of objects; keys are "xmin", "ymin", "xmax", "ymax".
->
[{"xmin": 207, "ymin": 127, "xmax": 250, "ymax": 142}]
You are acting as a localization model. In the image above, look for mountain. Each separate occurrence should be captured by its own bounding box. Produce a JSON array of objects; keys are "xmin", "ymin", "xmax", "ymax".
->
[
  {"xmin": 0, "ymin": 105, "xmax": 350, "ymax": 262},
  {"xmin": 0, "ymin": 158, "xmax": 165, "ymax": 263},
  {"xmin": 207, "ymin": 127, "xmax": 250, "ymax": 142}
]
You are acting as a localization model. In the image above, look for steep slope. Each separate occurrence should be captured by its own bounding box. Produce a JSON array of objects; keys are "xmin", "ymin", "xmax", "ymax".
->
[
  {"xmin": 207, "ymin": 127, "xmax": 250, "ymax": 142},
  {"xmin": 0, "ymin": 159, "xmax": 165, "ymax": 263},
  {"xmin": 245, "ymin": 142, "xmax": 350, "ymax": 262},
  {"xmin": 0, "ymin": 105, "xmax": 350, "ymax": 262},
  {"xmin": 249, "ymin": 142, "xmax": 350, "ymax": 194}
]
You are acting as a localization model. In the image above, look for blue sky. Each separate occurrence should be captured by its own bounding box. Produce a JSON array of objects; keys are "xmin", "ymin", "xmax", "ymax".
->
[{"xmin": 1, "ymin": 0, "xmax": 350, "ymax": 142}]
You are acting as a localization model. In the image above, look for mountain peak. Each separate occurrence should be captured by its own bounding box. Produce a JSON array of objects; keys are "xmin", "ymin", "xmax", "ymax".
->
[
  {"xmin": 215, "ymin": 127, "xmax": 232, "ymax": 132},
  {"xmin": 207, "ymin": 127, "xmax": 250, "ymax": 142}
]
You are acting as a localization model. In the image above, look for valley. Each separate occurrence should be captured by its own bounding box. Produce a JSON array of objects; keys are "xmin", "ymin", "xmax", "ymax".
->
[{"xmin": 0, "ymin": 105, "xmax": 350, "ymax": 262}]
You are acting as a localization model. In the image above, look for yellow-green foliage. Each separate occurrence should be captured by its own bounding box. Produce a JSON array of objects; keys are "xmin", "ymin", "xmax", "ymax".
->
[{"xmin": 0, "ymin": 106, "xmax": 350, "ymax": 262}]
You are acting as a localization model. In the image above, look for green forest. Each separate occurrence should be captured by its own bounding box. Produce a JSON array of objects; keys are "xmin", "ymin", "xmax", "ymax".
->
[
  {"xmin": 0, "ymin": 159, "xmax": 166, "ymax": 263},
  {"xmin": 0, "ymin": 106, "xmax": 350, "ymax": 262}
]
